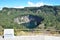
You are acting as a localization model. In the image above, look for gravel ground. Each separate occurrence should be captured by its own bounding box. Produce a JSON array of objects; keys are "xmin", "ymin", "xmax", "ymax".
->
[{"xmin": 0, "ymin": 35, "xmax": 60, "ymax": 40}]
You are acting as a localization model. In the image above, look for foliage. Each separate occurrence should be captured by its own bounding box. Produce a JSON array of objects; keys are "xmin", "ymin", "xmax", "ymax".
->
[{"xmin": 0, "ymin": 5, "xmax": 60, "ymax": 30}]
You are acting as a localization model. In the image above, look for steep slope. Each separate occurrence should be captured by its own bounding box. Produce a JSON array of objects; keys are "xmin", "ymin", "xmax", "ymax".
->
[{"xmin": 0, "ymin": 5, "xmax": 60, "ymax": 30}]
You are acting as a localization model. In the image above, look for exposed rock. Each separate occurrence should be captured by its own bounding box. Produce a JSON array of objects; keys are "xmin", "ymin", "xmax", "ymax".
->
[
  {"xmin": 14, "ymin": 17, "xmax": 20, "ymax": 24},
  {"xmin": 14, "ymin": 15, "xmax": 30, "ymax": 24},
  {"xmin": 14, "ymin": 15, "xmax": 44, "ymax": 29}
]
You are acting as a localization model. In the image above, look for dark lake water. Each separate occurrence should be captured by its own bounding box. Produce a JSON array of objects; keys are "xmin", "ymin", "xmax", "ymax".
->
[{"xmin": 22, "ymin": 15, "xmax": 44, "ymax": 29}]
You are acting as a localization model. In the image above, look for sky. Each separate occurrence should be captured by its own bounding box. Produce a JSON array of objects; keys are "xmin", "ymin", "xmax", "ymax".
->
[{"xmin": 0, "ymin": 0, "xmax": 60, "ymax": 9}]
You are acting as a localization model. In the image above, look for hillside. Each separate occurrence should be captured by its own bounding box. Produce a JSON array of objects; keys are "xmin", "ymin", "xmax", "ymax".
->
[{"xmin": 0, "ymin": 5, "xmax": 60, "ymax": 32}]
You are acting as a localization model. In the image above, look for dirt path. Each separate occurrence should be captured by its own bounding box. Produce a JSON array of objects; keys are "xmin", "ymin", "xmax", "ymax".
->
[{"xmin": 0, "ymin": 35, "xmax": 60, "ymax": 40}]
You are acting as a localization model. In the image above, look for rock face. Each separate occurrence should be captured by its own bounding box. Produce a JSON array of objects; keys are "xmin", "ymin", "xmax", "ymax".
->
[
  {"xmin": 14, "ymin": 15, "xmax": 30, "ymax": 24},
  {"xmin": 14, "ymin": 15, "xmax": 44, "ymax": 29}
]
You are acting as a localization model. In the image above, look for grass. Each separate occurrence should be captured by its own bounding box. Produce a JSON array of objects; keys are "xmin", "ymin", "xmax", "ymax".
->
[{"xmin": 0, "ymin": 29, "xmax": 60, "ymax": 36}]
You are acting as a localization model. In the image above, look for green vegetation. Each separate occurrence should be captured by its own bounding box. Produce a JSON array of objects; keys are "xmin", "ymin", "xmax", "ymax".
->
[{"xmin": 0, "ymin": 5, "xmax": 60, "ymax": 33}]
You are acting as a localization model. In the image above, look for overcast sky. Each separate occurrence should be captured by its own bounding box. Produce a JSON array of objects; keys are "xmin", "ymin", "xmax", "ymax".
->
[{"xmin": 0, "ymin": 0, "xmax": 60, "ymax": 9}]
